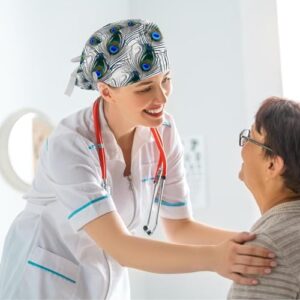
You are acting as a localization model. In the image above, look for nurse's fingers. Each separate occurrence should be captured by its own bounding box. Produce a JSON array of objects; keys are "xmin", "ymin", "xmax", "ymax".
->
[
  {"xmin": 236, "ymin": 244, "xmax": 276, "ymax": 259},
  {"xmin": 234, "ymin": 255, "xmax": 276, "ymax": 268},
  {"xmin": 231, "ymin": 264, "xmax": 272, "ymax": 276},
  {"xmin": 229, "ymin": 273, "xmax": 259, "ymax": 286}
]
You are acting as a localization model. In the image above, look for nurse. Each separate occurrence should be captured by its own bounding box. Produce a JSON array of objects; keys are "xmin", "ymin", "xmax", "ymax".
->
[{"xmin": 0, "ymin": 19, "xmax": 276, "ymax": 299}]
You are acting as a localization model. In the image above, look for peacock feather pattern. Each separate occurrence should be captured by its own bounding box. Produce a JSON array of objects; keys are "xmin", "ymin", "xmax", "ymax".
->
[{"xmin": 74, "ymin": 19, "xmax": 170, "ymax": 91}]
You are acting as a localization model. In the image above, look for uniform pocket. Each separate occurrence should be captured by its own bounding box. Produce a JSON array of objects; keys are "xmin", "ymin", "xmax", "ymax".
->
[{"xmin": 25, "ymin": 246, "xmax": 79, "ymax": 299}]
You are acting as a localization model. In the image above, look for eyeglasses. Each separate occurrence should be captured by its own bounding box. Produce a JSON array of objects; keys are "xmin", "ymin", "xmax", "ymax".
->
[{"xmin": 239, "ymin": 129, "xmax": 273, "ymax": 152}]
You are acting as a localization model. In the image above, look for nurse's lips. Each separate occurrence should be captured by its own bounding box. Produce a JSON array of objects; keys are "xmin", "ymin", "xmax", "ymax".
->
[{"xmin": 144, "ymin": 106, "xmax": 164, "ymax": 117}]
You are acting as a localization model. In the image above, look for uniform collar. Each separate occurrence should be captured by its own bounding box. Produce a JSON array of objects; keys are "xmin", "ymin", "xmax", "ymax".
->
[{"xmin": 97, "ymin": 98, "xmax": 155, "ymax": 161}]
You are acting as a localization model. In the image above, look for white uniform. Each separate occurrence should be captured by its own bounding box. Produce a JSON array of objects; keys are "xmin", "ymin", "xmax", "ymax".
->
[{"xmin": 0, "ymin": 100, "xmax": 192, "ymax": 300}]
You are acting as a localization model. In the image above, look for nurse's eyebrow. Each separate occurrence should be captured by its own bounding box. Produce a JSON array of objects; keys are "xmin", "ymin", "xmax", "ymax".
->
[
  {"xmin": 134, "ymin": 72, "xmax": 171, "ymax": 87},
  {"xmin": 135, "ymin": 80, "xmax": 152, "ymax": 87}
]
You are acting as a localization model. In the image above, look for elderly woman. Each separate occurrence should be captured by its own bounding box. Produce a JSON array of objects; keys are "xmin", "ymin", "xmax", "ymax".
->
[{"xmin": 228, "ymin": 96, "xmax": 300, "ymax": 299}]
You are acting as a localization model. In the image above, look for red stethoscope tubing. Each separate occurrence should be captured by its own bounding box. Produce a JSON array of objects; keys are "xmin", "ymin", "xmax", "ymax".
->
[
  {"xmin": 92, "ymin": 99, "xmax": 107, "ymax": 181},
  {"xmin": 150, "ymin": 128, "xmax": 167, "ymax": 180},
  {"xmin": 92, "ymin": 98, "xmax": 167, "ymax": 186}
]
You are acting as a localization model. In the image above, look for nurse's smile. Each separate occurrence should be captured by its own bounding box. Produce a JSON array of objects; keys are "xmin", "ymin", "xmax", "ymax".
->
[{"xmin": 143, "ymin": 105, "xmax": 164, "ymax": 117}]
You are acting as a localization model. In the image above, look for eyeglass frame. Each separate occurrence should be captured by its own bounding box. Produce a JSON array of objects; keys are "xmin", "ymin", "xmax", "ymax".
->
[{"xmin": 239, "ymin": 129, "xmax": 274, "ymax": 153}]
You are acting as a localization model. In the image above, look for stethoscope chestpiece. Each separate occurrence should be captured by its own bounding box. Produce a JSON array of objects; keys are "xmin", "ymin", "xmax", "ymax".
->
[{"xmin": 143, "ymin": 174, "xmax": 166, "ymax": 236}]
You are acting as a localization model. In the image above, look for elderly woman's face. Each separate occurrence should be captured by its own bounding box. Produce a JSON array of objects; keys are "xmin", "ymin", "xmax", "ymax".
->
[{"xmin": 239, "ymin": 125, "xmax": 269, "ymax": 192}]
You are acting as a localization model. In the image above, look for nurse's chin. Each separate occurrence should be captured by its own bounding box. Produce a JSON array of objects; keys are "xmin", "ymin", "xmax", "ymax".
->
[{"xmin": 142, "ymin": 112, "xmax": 164, "ymax": 127}]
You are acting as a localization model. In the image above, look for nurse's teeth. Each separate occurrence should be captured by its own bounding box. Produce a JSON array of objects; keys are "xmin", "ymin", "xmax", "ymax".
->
[{"xmin": 145, "ymin": 107, "xmax": 163, "ymax": 114}]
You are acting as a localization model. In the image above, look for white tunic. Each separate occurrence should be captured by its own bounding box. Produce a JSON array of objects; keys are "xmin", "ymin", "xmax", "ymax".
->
[{"xmin": 0, "ymin": 100, "xmax": 192, "ymax": 299}]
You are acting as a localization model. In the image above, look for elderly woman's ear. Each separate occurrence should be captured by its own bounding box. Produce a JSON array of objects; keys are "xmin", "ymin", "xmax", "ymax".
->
[{"xmin": 266, "ymin": 155, "xmax": 285, "ymax": 178}]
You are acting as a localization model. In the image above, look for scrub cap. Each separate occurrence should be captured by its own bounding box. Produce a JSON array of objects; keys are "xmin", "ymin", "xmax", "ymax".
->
[{"xmin": 65, "ymin": 19, "xmax": 170, "ymax": 96}]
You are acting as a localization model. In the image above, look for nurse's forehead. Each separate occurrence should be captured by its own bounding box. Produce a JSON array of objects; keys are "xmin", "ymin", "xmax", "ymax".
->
[{"xmin": 133, "ymin": 72, "xmax": 170, "ymax": 87}]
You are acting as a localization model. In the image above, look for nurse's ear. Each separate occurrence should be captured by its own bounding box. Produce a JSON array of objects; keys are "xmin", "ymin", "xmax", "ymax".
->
[{"xmin": 97, "ymin": 82, "xmax": 116, "ymax": 104}]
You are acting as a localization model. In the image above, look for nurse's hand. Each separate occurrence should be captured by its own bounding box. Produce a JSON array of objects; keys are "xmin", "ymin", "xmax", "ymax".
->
[{"xmin": 212, "ymin": 232, "xmax": 276, "ymax": 285}]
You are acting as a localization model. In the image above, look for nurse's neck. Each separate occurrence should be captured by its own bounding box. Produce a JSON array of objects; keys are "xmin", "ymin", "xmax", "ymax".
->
[{"xmin": 102, "ymin": 100, "xmax": 135, "ymax": 151}]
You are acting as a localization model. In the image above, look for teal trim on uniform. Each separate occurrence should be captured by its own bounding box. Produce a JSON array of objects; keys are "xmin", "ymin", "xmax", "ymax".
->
[
  {"xmin": 155, "ymin": 198, "xmax": 186, "ymax": 207},
  {"xmin": 162, "ymin": 120, "xmax": 171, "ymax": 127},
  {"xmin": 142, "ymin": 177, "xmax": 155, "ymax": 182},
  {"xmin": 27, "ymin": 260, "xmax": 76, "ymax": 284},
  {"xmin": 88, "ymin": 143, "xmax": 104, "ymax": 150},
  {"xmin": 68, "ymin": 195, "xmax": 108, "ymax": 219}
]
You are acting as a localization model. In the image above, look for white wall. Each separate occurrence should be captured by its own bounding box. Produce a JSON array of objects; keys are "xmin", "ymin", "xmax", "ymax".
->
[
  {"xmin": 277, "ymin": 0, "xmax": 300, "ymax": 99},
  {"xmin": 0, "ymin": 1, "xmax": 282, "ymax": 299},
  {"xmin": 240, "ymin": 0, "xmax": 282, "ymax": 125}
]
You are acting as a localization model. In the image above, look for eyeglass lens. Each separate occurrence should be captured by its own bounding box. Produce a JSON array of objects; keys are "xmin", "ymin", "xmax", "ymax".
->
[{"xmin": 239, "ymin": 129, "xmax": 249, "ymax": 147}]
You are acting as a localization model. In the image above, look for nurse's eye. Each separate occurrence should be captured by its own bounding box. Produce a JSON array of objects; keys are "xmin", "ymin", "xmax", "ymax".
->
[{"xmin": 137, "ymin": 86, "xmax": 152, "ymax": 93}]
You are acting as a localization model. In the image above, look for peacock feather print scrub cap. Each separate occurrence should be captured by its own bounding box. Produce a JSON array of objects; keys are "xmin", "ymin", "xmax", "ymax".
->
[{"xmin": 65, "ymin": 19, "xmax": 170, "ymax": 96}]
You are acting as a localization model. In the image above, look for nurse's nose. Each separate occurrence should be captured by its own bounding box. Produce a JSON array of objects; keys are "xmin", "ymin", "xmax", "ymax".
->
[{"xmin": 154, "ymin": 87, "xmax": 168, "ymax": 104}]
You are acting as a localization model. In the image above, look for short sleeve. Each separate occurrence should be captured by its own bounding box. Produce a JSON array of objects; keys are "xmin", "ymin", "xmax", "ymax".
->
[
  {"xmin": 45, "ymin": 132, "xmax": 116, "ymax": 232},
  {"xmin": 159, "ymin": 115, "xmax": 193, "ymax": 219},
  {"xmin": 227, "ymin": 233, "xmax": 299, "ymax": 299}
]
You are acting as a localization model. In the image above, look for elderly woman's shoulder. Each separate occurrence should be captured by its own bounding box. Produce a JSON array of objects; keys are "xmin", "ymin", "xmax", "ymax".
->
[{"xmin": 250, "ymin": 201, "xmax": 300, "ymax": 258}]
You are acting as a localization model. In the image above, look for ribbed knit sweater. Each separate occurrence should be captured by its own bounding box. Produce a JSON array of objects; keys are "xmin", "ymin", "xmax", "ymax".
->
[{"xmin": 228, "ymin": 200, "xmax": 300, "ymax": 299}]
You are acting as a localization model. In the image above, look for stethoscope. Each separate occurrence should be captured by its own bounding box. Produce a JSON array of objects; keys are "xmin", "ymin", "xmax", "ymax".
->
[{"xmin": 92, "ymin": 98, "xmax": 167, "ymax": 235}]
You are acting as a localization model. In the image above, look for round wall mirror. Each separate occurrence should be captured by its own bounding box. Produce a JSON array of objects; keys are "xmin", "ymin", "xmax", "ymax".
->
[{"xmin": 0, "ymin": 109, "xmax": 53, "ymax": 192}]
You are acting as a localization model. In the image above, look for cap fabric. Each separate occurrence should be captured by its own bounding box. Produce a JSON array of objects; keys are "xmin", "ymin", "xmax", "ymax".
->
[{"xmin": 65, "ymin": 19, "xmax": 169, "ymax": 96}]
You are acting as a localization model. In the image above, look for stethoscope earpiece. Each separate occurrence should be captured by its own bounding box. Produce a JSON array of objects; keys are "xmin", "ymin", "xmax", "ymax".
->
[{"xmin": 143, "ymin": 226, "xmax": 152, "ymax": 236}]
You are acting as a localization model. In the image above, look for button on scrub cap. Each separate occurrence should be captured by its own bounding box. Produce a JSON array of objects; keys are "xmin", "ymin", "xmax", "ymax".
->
[{"xmin": 65, "ymin": 19, "xmax": 170, "ymax": 96}]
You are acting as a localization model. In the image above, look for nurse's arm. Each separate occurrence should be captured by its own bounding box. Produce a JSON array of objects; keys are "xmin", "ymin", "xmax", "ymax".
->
[
  {"xmin": 84, "ymin": 211, "xmax": 275, "ymax": 285},
  {"xmin": 162, "ymin": 217, "xmax": 237, "ymax": 245},
  {"xmin": 162, "ymin": 217, "xmax": 277, "ymax": 275}
]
